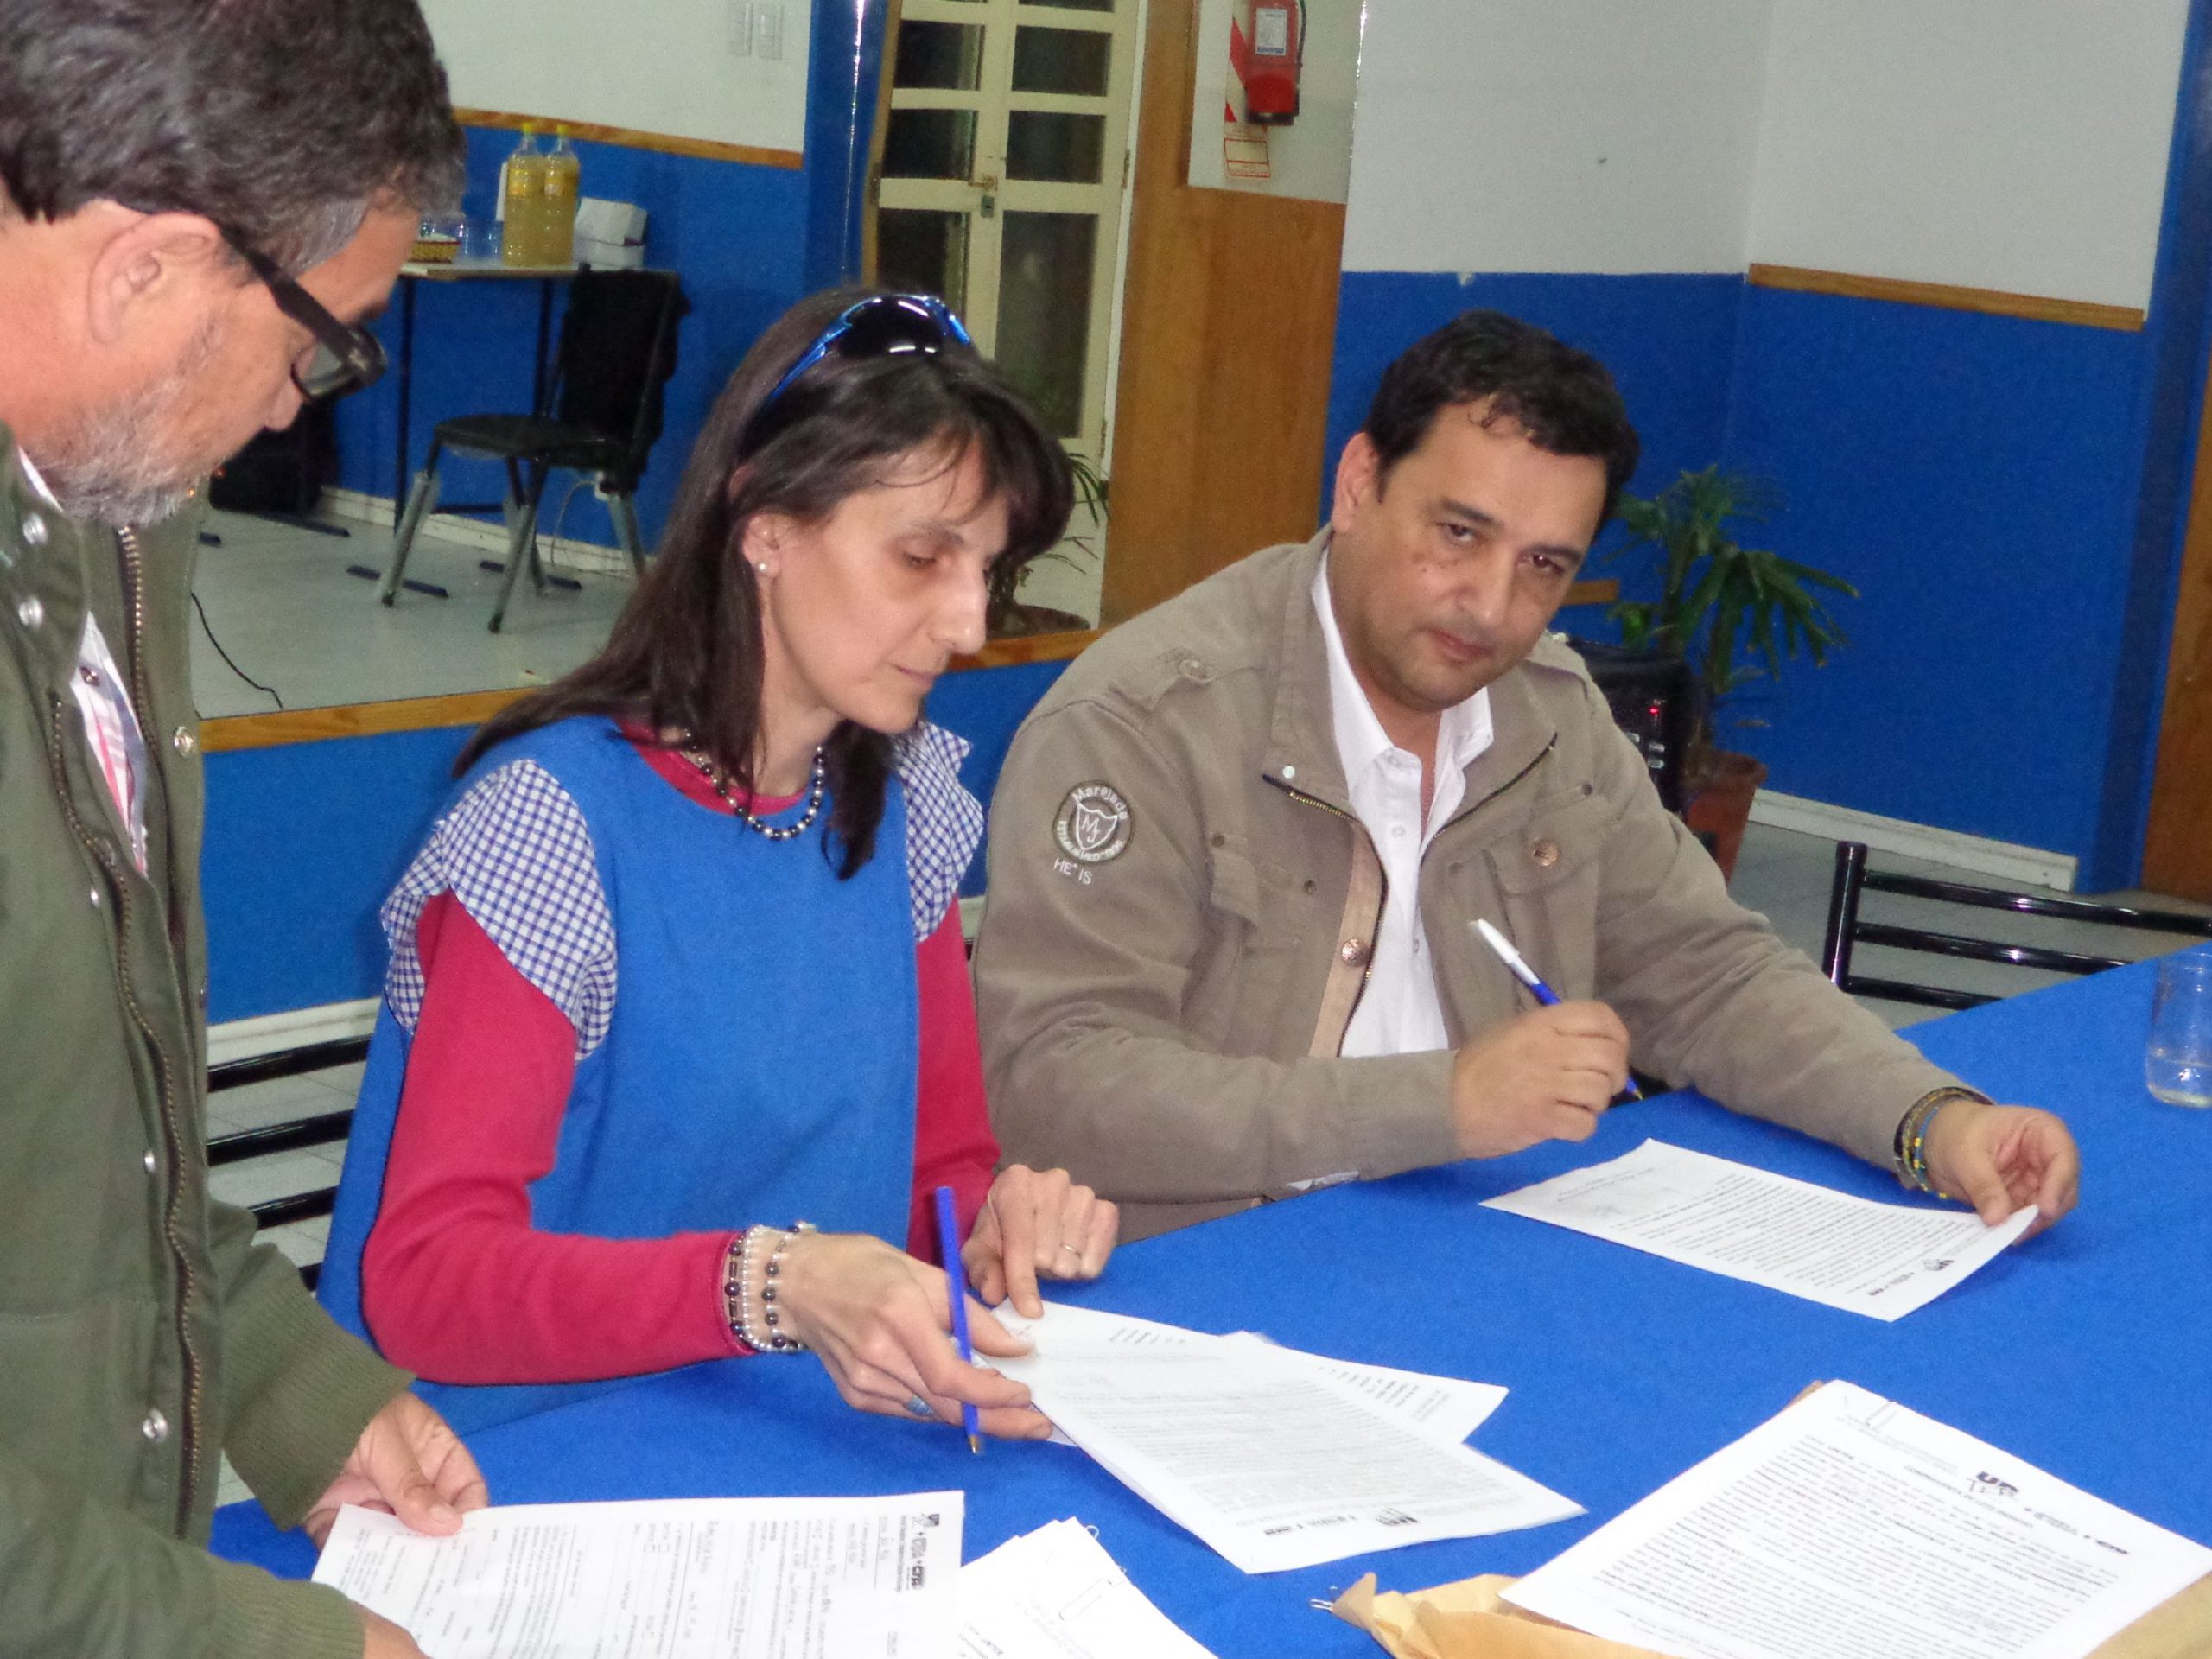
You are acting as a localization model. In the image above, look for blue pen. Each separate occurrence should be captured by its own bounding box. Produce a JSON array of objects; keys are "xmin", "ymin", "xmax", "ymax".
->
[
  {"xmin": 931, "ymin": 1185, "xmax": 983, "ymax": 1455},
  {"xmin": 1471, "ymin": 918, "xmax": 1644, "ymax": 1101}
]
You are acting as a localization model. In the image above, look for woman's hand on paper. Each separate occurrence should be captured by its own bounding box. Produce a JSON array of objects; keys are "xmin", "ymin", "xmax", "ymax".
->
[
  {"xmin": 1923, "ymin": 1099, "xmax": 2080, "ymax": 1236},
  {"xmin": 963, "ymin": 1165, "xmax": 1120, "ymax": 1319},
  {"xmin": 777, "ymin": 1230, "xmax": 1052, "ymax": 1439}
]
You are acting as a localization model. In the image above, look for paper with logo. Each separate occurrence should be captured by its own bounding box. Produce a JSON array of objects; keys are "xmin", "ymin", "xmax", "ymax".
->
[
  {"xmin": 959, "ymin": 1517, "xmax": 1217, "ymax": 1657},
  {"xmin": 313, "ymin": 1492, "xmax": 963, "ymax": 1659},
  {"xmin": 995, "ymin": 1302, "xmax": 1580, "ymax": 1574},
  {"xmin": 1481, "ymin": 1139, "xmax": 2036, "ymax": 1320},
  {"xmin": 1502, "ymin": 1382, "xmax": 2212, "ymax": 1659}
]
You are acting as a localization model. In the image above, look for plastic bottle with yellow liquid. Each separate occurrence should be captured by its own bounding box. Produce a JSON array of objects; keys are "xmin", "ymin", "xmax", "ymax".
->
[
  {"xmin": 543, "ymin": 128, "xmax": 581, "ymax": 266},
  {"xmin": 501, "ymin": 124, "xmax": 546, "ymax": 265}
]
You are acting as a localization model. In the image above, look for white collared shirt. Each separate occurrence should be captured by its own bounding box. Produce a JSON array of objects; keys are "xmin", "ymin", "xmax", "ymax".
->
[
  {"xmin": 15, "ymin": 448, "xmax": 149, "ymax": 871},
  {"xmin": 1313, "ymin": 554, "xmax": 1494, "ymax": 1058}
]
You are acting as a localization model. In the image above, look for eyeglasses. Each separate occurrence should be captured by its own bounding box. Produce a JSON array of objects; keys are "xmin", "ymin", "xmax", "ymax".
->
[
  {"xmin": 220, "ymin": 230, "xmax": 388, "ymax": 401},
  {"xmin": 740, "ymin": 293, "xmax": 974, "ymax": 454}
]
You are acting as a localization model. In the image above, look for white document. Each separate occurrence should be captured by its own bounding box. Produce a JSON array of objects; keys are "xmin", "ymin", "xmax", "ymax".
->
[
  {"xmin": 958, "ymin": 1518, "xmax": 1217, "ymax": 1658},
  {"xmin": 1482, "ymin": 1139, "xmax": 2037, "ymax": 1320},
  {"xmin": 313, "ymin": 1493, "xmax": 963, "ymax": 1659},
  {"xmin": 997, "ymin": 1303, "xmax": 1580, "ymax": 1574},
  {"xmin": 1504, "ymin": 1381, "xmax": 2212, "ymax": 1659},
  {"xmin": 1223, "ymin": 1333, "xmax": 1508, "ymax": 1446}
]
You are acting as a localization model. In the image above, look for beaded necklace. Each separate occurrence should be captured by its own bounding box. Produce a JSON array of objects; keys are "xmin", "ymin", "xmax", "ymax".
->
[{"xmin": 677, "ymin": 741, "xmax": 826, "ymax": 842}]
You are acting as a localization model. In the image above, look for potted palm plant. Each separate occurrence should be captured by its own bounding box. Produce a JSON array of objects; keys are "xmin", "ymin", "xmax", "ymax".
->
[{"xmin": 1605, "ymin": 466, "xmax": 1856, "ymax": 879}]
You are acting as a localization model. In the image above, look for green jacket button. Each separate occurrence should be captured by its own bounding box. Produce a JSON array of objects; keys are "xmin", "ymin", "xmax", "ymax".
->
[{"xmin": 141, "ymin": 1409, "xmax": 168, "ymax": 1443}]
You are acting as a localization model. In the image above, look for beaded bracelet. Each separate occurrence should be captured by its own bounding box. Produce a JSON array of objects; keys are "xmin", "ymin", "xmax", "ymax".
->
[
  {"xmin": 722, "ymin": 1223, "xmax": 817, "ymax": 1354},
  {"xmin": 1892, "ymin": 1086, "xmax": 1987, "ymax": 1198}
]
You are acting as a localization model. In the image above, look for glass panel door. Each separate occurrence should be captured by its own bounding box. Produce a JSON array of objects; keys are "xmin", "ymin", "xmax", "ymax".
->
[{"xmin": 874, "ymin": 0, "xmax": 1138, "ymax": 467}]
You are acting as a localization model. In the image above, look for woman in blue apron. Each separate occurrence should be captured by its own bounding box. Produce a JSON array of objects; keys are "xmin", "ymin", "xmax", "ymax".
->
[{"xmin": 321, "ymin": 289, "xmax": 1119, "ymax": 1436}]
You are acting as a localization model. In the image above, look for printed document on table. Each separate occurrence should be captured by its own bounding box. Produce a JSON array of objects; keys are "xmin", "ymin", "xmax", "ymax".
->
[
  {"xmin": 1482, "ymin": 1138, "xmax": 2036, "ymax": 1319},
  {"xmin": 997, "ymin": 1303, "xmax": 1579, "ymax": 1574},
  {"xmin": 1220, "ymin": 1333, "xmax": 1508, "ymax": 1446},
  {"xmin": 959, "ymin": 1517, "xmax": 1217, "ymax": 1658},
  {"xmin": 1503, "ymin": 1381, "xmax": 2212, "ymax": 1659},
  {"xmin": 313, "ymin": 1492, "xmax": 963, "ymax": 1659}
]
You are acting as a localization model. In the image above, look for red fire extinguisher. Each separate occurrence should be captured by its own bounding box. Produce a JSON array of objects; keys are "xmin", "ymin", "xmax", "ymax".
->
[{"xmin": 1232, "ymin": 0, "xmax": 1303, "ymax": 126}]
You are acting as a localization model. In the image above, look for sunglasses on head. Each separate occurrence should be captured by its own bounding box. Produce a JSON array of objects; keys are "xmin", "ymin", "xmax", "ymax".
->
[
  {"xmin": 220, "ymin": 228, "xmax": 388, "ymax": 401},
  {"xmin": 739, "ymin": 293, "xmax": 974, "ymax": 455}
]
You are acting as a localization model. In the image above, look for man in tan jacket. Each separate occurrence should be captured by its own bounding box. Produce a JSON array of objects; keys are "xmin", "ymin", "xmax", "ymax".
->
[{"xmin": 973, "ymin": 309, "xmax": 2079, "ymax": 1243}]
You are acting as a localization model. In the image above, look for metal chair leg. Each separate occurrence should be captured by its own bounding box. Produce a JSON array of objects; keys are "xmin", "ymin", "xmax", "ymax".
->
[
  {"xmin": 489, "ymin": 461, "xmax": 550, "ymax": 632},
  {"xmin": 378, "ymin": 444, "xmax": 443, "ymax": 604},
  {"xmin": 608, "ymin": 491, "xmax": 648, "ymax": 576}
]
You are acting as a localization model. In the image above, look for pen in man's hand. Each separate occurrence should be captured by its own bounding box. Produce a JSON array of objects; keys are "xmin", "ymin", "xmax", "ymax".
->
[
  {"xmin": 931, "ymin": 1185, "xmax": 984, "ymax": 1454},
  {"xmin": 1471, "ymin": 918, "xmax": 1644, "ymax": 1101}
]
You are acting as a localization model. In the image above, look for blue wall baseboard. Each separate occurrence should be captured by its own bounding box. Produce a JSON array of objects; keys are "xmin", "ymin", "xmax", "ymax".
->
[{"xmin": 203, "ymin": 658, "xmax": 1073, "ymax": 1025}]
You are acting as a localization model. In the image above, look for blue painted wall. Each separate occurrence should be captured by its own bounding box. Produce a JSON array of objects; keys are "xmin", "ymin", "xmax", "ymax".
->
[
  {"xmin": 331, "ymin": 0, "xmax": 887, "ymax": 553},
  {"xmin": 331, "ymin": 129, "xmax": 812, "ymax": 552},
  {"xmin": 1326, "ymin": 251, "xmax": 2210, "ymax": 887},
  {"xmin": 1716, "ymin": 288, "xmax": 2152, "ymax": 860},
  {"xmin": 203, "ymin": 656, "xmax": 1072, "ymax": 1025},
  {"xmin": 1326, "ymin": 271, "xmax": 1746, "ymax": 514}
]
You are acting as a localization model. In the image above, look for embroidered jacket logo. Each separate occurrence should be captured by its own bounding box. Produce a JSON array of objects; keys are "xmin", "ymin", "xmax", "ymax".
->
[{"xmin": 1054, "ymin": 782, "xmax": 1133, "ymax": 863}]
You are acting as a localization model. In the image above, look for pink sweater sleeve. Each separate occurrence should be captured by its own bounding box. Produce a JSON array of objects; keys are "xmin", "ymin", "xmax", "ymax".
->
[
  {"xmin": 360, "ymin": 891, "xmax": 747, "ymax": 1382},
  {"xmin": 906, "ymin": 907, "xmax": 1000, "ymax": 1261}
]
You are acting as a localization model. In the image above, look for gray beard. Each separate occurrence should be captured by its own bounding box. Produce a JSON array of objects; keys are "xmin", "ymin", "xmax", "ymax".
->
[{"xmin": 38, "ymin": 321, "xmax": 223, "ymax": 528}]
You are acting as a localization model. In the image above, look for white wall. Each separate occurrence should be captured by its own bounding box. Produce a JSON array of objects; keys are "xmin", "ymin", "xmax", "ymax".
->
[
  {"xmin": 1341, "ymin": 0, "xmax": 1772, "ymax": 274},
  {"xmin": 1745, "ymin": 0, "xmax": 2190, "ymax": 310},
  {"xmin": 424, "ymin": 0, "xmax": 814, "ymax": 157}
]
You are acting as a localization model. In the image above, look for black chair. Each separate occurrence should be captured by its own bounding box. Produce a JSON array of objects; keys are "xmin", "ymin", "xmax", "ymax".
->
[
  {"xmin": 378, "ymin": 270, "xmax": 689, "ymax": 632},
  {"xmin": 206, "ymin": 1035, "xmax": 371, "ymax": 1290},
  {"xmin": 1820, "ymin": 840, "xmax": 2212, "ymax": 1013}
]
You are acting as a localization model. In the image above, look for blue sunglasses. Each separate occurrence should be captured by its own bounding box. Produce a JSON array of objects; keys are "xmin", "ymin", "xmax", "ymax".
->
[{"xmin": 741, "ymin": 293, "xmax": 974, "ymax": 454}]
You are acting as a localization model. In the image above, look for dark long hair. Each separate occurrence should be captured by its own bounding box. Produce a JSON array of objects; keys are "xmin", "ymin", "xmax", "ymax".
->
[{"xmin": 459, "ymin": 286, "xmax": 1073, "ymax": 877}]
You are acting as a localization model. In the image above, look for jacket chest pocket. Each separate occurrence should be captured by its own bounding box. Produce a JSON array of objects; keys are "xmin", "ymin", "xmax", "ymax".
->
[
  {"xmin": 1479, "ymin": 787, "xmax": 1614, "ymax": 1001},
  {"xmin": 1192, "ymin": 835, "xmax": 1318, "ymax": 1052}
]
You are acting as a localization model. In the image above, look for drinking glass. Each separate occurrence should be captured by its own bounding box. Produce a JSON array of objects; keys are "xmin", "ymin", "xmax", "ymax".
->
[{"xmin": 2145, "ymin": 952, "xmax": 2212, "ymax": 1107}]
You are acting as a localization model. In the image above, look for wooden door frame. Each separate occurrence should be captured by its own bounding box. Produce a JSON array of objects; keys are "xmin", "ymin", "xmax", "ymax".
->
[
  {"xmin": 1098, "ymin": 0, "xmax": 1348, "ymax": 624},
  {"xmin": 2142, "ymin": 356, "xmax": 2212, "ymax": 899}
]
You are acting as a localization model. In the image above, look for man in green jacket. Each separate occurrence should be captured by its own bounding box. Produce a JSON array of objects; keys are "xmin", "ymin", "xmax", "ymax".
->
[{"xmin": 0, "ymin": 3, "xmax": 486, "ymax": 1656}]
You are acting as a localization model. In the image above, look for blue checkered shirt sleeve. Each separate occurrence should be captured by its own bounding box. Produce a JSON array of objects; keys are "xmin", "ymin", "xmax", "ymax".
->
[
  {"xmin": 381, "ymin": 759, "xmax": 618, "ymax": 1058},
  {"xmin": 894, "ymin": 721, "xmax": 983, "ymax": 941}
]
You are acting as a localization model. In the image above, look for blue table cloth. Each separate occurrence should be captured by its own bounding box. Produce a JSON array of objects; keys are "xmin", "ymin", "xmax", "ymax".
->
[{"xmin": 213, "ymin": 958, "xmax": 2212, "ymax": 1655}]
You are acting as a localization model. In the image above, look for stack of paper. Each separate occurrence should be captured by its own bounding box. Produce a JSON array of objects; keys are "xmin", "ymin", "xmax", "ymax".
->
[
  {"xmin": 959, "ymin": 1518, "xmax": 1217, "ymax": 1657},
  {"xmin": 1503, "ymin": 1381, "xmax": 2212, "ymax": 1659},
  {"xmin": 314, "ymin": 1492, "xmax": 964, "ymax": 1659},
  {"xmin": 995, "ymin": 1303, "xmax": 1580, "ymax": 1573},
  {"xmin": 1483, "ymin": 1139, "xmax": 2037, "ymax": 1319}
]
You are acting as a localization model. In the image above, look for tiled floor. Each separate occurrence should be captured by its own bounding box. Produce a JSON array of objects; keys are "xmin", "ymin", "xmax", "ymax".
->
[
  {"xmin": 189, "ymin": 507, "xmax": 633, "ymax": 716},
  {"xmin": 188, "ymin": 493, "xmax": 1109, "ymax": 719}
]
